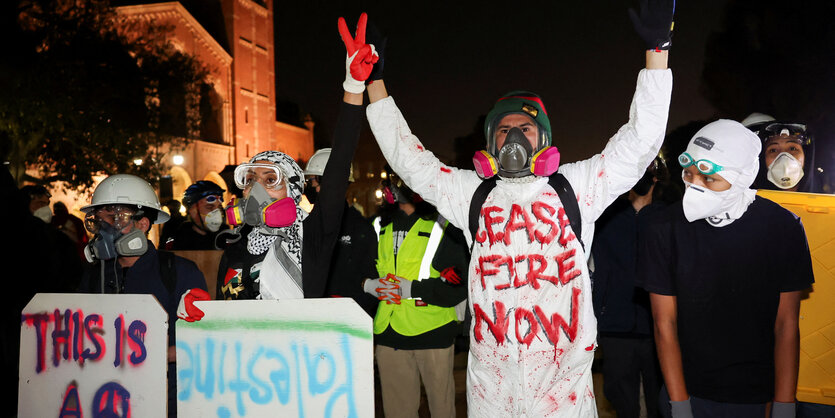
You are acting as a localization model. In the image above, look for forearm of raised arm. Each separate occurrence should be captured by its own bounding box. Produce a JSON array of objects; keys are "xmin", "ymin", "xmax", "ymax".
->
[
  {"xmin": 343, "ymin": 90, "xmax": 363, "ymax": 106},
  {"xmin": 367, "ymin": 79, "xmax": 388, "ymax": 103},
  {"xmin": 646, "ymin": 49, "xmax": 669, "ymax": 69}
]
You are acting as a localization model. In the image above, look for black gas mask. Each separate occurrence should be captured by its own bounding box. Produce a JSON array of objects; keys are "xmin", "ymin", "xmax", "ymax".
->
[{"xmin": 631, "ymin": 171, "xmax": 655, "ymax": 196}]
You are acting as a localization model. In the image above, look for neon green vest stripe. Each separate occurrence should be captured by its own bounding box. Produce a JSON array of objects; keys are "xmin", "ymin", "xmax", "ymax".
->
[{"xmin": 373, "ymin": 217, "xmax": 458, "ymax": 336}]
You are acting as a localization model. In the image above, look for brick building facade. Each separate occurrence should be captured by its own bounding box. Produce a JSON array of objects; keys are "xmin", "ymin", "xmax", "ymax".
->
[{"xmin": 115, "ymin": 0, "xmax": 314, "ymax": 201}]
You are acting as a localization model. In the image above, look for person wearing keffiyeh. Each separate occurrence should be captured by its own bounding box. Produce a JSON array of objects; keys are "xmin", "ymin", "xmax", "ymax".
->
[{"xmin": 207, "ymin": 13, "xmax": 377, "ymax": 303}]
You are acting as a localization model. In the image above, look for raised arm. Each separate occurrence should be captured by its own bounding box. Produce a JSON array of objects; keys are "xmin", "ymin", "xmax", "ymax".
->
[
  {"xmin": 315, "ymin": 11, "xmax": 379, "ymax": 225},
  {"xmin": 311, "ymin": 12, "xmax": 377, "ymax": 239},
  {"xmin": 303, "ymin": 14, "xmax": 378, "ymax": 297},
  {"xmin": 559, "ymin": 0, "xmax": 674, "ymax": 229},
  {"xmin": 364, "ymin": 30, "xmax": 480, "ymax": 236}
]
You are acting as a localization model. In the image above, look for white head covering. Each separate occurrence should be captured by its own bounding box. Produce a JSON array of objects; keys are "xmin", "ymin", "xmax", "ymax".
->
[{"xmin": 683, "ymin": 119, "xmax": 761, "ymax": 227}]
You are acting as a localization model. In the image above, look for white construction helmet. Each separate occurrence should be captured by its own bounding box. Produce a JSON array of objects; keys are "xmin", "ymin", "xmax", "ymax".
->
[
  {"xmin": 80, "ymin": 174, "xmax": 170, "ymax": 224},
  {"xmin": 740, "ymin": 112, "xmax": 775, "ymax": 128},
  {"xmin": 304, "ymin": 148, "xmax": 354, "ymax": 182}
]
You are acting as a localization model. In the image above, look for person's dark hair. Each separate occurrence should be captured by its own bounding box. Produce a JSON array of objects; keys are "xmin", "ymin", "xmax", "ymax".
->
[
  {"xmin": 164, "ymin": 199, "xmax": 182, "ymax": 212},
  {"xmin": 19, "ymin": 185, "xmax": 50, "ymax": 207}
]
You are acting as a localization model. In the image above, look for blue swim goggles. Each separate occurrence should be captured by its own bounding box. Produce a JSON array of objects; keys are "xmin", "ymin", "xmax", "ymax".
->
[{"xmin": 678, "ymin": 152, "xmax": 725, "ymax": 175}]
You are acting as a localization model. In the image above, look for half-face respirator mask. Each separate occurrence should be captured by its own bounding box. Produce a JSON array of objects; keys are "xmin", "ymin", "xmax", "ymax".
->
[
  {"xmin": 83, "ymin": 205, "xmax": 148, "ymax": 262},
  {"xmin": 225, "ymin": 180, "xmax": 297, "ymax": 234},
  {"xmin": 381, "ymin": 177, "xmax": 410, "ymax": 205}
]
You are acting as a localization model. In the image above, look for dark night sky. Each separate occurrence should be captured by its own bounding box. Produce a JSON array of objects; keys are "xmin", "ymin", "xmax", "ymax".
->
[{"xmin": 274, "ymin": 0, "xmax": 730, "ymax": 165}]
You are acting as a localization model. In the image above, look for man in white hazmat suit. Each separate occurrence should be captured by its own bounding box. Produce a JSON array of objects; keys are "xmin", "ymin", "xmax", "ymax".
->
[{"xmin": 362, "ymin": 2, "xmax": 675, "ymax": 416}]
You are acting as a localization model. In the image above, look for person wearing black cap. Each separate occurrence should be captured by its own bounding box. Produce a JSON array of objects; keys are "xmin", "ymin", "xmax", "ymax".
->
[{"xmin": 166, "ymin": 180, "xmax": 228, "ymax": 250}]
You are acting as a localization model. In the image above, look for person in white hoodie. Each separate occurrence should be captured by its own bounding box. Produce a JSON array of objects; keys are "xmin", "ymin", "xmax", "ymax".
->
[{"xmin": 362, "ymin": 2, "xmax": 675, "ymax": 415}]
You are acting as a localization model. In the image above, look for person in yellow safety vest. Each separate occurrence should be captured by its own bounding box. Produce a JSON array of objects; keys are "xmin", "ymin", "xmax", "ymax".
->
[{"xmin": 363, "ymin": 169, "xmax": 469, "ymax": 418}]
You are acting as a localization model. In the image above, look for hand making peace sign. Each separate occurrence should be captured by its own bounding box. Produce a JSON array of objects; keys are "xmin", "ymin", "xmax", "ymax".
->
[{"xmin": 338, "ymin": 12, "xmax": 379, "ymax": 94}]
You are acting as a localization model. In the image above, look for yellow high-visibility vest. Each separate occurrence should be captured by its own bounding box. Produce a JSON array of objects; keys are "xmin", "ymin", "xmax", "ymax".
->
[{"xmin": 372, "ymin": 216, "xmax": 458, "ymax": 336}]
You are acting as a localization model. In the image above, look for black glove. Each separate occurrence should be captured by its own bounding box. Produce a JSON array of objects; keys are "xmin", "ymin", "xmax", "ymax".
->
[
  {"xmin": 365, "ymin": 21, "xmax": 387, "ymax": 83},
  {"xmin": 629, "ymin": 0, "xmax": 675, "ymax": 51}
]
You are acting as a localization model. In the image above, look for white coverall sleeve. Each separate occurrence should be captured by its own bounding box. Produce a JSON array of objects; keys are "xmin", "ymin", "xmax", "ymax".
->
[
  {"xmin": 559, "ymin": 68, "xmax": 673, "ymax": 227},
  {"xmin": 366, "ymin": 97, "xmax": 482, "ymax": 241}
]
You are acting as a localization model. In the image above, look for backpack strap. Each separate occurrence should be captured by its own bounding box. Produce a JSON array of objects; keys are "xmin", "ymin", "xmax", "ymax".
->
[
  {"xmin": 157, "ymin": 250, "xmax": 178, "ymax": 295},
  {"xmin": 468, "ymin": 177, "xmax": 497, "ymax": 244},
  {"xmin": 468, "ymin": 173, "xmax": 584, "ymax": 250},
  {"xmin": 547, "ymin": 173, "xmax": 584, "ymax": 250}
]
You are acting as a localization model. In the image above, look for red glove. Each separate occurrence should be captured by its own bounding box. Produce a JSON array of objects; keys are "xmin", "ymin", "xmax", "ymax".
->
[
  {"xmin": 439, "ymin": 267, "xmax": 462, "ymax": 285},
  {"xmin": 177, "ymin": 288, "xmax": 210, "ymax": 322},
  {"xmin": 363, "ymin": 274, "xmax": 405, "ymax": 304},
  {"xmin": 337, "ymin": 13, "xmax": 379, "ymax": 93},
  {"xmin": 379, "ymin": 274, "xmax": 403, "ymax": 304}
]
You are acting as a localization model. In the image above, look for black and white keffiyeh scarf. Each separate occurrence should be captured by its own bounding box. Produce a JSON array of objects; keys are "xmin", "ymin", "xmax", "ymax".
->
[{"xmin": 245, "ymin": 151, "xmax": 308, "ymax": 299}]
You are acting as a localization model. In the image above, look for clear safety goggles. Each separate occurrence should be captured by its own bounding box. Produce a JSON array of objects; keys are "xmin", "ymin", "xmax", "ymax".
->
[
  {"xmin": 84, "ymin": 205, "xmax": 138, "ymax": 233},
  {"xmin": 678, "ymin": 152, "xmax": 725, "ymax": 175},
  {"xmin": 760, "ymin": 123, "xmax": 807, "ymax": 138},
  {"xmin": 234, "ymin": 163, "xmax": 285, "ymax": 190}
]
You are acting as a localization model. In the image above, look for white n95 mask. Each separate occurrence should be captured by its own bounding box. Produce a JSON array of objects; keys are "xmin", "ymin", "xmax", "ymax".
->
[
  {"xmin": 766, "ymin": 152, "xmax": 804, "ymax": 189},
  {"xmin": 33, "ymin": 206, "xmax": 53, "ymax": 223},
  {"xmin": 682, "ymin": 184, "xmax": 726, "ymax": 222},
  {"xmin": 203, "ymin": 208, "xmax": 224, "ymax": 232}
]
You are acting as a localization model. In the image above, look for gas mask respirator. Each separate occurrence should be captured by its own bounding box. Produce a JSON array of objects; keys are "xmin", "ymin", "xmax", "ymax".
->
[
  {"xmin": 225, "ymin": 181, "xmax": 297, "ymax": 234},
  {"xmin": 381, "ymin": 178, "xmax": 411, "ymax": 205},
  {"xmin": 303, "ymin": 180, "xmax": 319, "ymax": 204},
  {"xmin": 84, "ymin": 220, "xmax": 148, "ymax": 263},
  {"xmin": 632, "ymin": 171, "xmax": 655, "ymax": 196},
  {"xmin": 473, "ymin": 127, "xmax": 560, "ymax": 179}
]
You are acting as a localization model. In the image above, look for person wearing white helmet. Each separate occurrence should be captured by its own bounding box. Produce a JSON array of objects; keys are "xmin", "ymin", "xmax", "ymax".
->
[
  {"xmin": 639, "ymin": 120, "xmax": 814, "ymax": 418},
  {"xmin": 77, "ymin": 173, "xmax": 208, "ymax": 416},
  {"xmin": 303, "ymin": 148, "xmax": 378, "ymax": 317}
]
